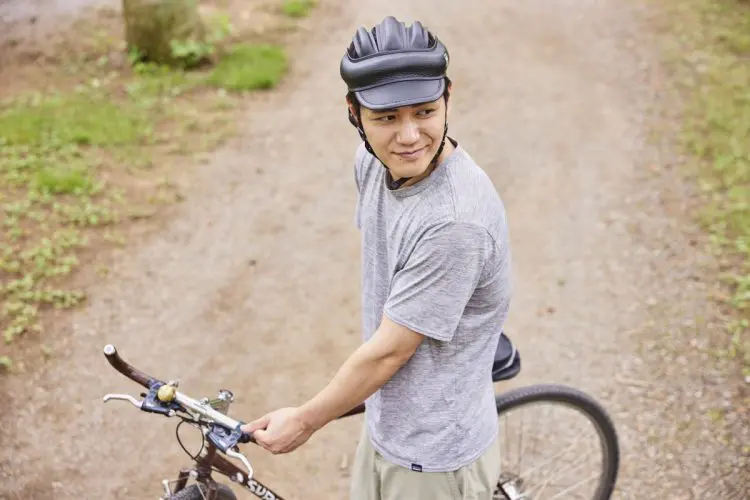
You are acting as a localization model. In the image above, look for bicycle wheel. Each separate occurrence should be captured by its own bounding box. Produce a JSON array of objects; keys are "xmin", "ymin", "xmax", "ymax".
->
[
  {"xmin": 168, "ymin": 483, "xmax": 237, "ymax": 500},
  {"xmin": 493, "ymin": 384, "xmax": 619, "ymax": 500}
]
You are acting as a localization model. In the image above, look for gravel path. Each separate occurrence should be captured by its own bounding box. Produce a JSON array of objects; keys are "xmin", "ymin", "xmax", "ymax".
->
[{"xmin": 1, "ymin": 0, "xmax": 746, "ymax": 498}]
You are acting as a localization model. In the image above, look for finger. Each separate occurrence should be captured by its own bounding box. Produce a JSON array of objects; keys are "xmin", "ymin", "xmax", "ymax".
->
[
  {"xmin": 245, "ymin": 415, "xmax": 271, "ymax": 433},
  {"xmin": 239, "ymin": 422, "xmax": 257, "ymax": 434},
  {"xmin": 252, "ymin": 429, "xmax": 271, "ymax": 449}
]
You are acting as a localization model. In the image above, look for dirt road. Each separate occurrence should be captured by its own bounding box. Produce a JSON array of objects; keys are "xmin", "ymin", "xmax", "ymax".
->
[{"xmin": 1, "ymin": 0, "xmax": 740, "ymax": 498}]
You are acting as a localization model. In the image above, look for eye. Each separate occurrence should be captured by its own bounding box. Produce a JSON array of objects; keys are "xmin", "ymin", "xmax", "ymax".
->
[
  {"xmin": 373, "ymin": 114, "xmax": 395, "ymax": 122},
  {"xmin": 417, "ymin": 108, "xmax": 437, "ymax": 117}
]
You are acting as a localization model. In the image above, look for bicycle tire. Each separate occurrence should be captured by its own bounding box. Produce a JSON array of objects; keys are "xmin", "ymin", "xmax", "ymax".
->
[
  {"xmin": 168, "ymin": 483, "xmax": 237, "ymax": 500},
  {"xmin": 494, "ymin": 384, "xmax": 619, "ymax": 500}
]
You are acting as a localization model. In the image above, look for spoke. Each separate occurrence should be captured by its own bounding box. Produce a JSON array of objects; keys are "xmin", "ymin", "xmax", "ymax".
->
[
  {"xmin": 520, "ymin": 435, "xmax": 590, "ymax": 481},
  {"xmin": 526, "ymin": 447, "xmax": 598, "ymax": 499},
  {"xmin": 504, "ymin": 412, "xmax": 511, "ymax": 469},
  {"xmin": 526, "ymin": 403, "xmax": 543, "ymax": 477},
  {"xmin": 516, "ymin": 406, "xmax": 525, "ymax": 474},
  {"xmin": 497, "ymin": 399, "xmax": 609, "ymax": 500},
  {"xmin": 547, "ymin": 472, "xmax": 602, "ymax": 499}
]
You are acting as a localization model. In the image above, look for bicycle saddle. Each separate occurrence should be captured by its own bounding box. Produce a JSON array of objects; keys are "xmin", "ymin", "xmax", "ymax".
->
[{"xmin": 492, "ymin": 332, "xmax": 521, "ymax": 382}]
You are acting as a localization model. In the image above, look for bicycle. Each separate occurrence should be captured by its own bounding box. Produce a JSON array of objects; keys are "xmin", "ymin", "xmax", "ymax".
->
[{"xmin": 102, "ymin": 333, "xmax": 619, "ymax": 500}]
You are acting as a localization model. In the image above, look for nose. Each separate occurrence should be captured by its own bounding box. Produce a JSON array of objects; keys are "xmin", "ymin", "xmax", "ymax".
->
[{"xmin": 396, "ymin": 119, "xmax": 419, "ymax": 145}]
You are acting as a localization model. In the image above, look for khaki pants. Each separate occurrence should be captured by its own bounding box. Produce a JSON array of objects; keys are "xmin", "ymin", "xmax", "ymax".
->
[{"xmin": 350, "ymin": 424, "xmax": 501, "ymax": 500}]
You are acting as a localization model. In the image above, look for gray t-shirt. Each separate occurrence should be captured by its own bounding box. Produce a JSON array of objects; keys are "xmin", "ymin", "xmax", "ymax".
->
[{"xmin": 353, "ymin": 139, "xmax": 512, "ymax": 472}]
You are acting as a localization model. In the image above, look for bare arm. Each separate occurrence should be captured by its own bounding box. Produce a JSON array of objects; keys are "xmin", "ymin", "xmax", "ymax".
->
[
  {"xmin": 298, "ymin": 315, "xmax": 424, "ymax": 431},
  {"xmin": 242, "ymin": 315, "xmax": 424, "ymax": 454}
]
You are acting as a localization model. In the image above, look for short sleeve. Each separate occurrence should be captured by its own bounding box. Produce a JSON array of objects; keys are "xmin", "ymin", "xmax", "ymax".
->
[{"xmin": 383, "ymin": 222, "xmax": 492, "ymax": 342}]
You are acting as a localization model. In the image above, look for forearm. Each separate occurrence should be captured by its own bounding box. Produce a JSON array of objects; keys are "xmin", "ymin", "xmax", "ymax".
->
[{"xmin": 298, "ymin": 340, "xmax": 406, "ymax": 431}]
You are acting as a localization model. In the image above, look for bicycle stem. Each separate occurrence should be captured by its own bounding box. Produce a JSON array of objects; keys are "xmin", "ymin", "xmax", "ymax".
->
[{"xmin": 175, "ymin": 391, "xmax": 243, "ymax": 430}]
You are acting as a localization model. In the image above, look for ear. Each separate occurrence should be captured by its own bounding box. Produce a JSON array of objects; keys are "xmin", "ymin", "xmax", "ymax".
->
[
  {"xmin": 348, "ymin": 103, "xmax": 359, "ymax": 123},
  {"xmin": 345, "ymin": 98, "xmax": 360, "ymax": 129},
  {"xmin": 346, "ymin": 96, "xmax": 362, "ymax": 128}
]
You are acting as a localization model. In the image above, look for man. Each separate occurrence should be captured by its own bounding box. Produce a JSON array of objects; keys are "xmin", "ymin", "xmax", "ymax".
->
[{"xmin": 242, "ymin": 16, "xmax": 512, "ymax": 499}]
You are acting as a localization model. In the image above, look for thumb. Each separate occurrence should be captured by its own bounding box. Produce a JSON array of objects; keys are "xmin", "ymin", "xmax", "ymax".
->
[{"xmin": 243, "ymin": 414, "xmax": 270, "ymax": 434}]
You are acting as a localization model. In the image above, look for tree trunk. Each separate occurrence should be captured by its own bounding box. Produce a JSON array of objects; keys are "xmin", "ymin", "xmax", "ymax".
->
[{"xmin": 122, "ymin": 0, "xmax": 207, "ymax": 67}]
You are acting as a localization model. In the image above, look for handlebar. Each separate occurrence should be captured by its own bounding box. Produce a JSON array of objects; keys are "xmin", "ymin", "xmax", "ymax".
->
[
  {"xmin": 103, "ymin": 344, "xmax": 154, "ymax": 388},
  {"xmin": 102, "ymin": 344, "xmax": 256, "ymax": 479}
]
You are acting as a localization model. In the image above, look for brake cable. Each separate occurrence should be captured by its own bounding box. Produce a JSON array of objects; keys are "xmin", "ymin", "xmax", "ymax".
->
[{"xmin": 176, "ymin": 417, "xmax": 206, "ymax": 461}]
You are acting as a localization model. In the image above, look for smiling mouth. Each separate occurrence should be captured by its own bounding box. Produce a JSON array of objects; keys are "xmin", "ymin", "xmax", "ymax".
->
[{"xmin": 395, "ymin": 146, "xmax": 427, "ymax": 159}]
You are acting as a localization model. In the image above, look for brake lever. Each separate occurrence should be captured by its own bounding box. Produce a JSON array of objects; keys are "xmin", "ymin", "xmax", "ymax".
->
[
  {"xmin": 103, "ymin": 393, "xmax": 144, "ymax": 409},
  {"xmin": 206, "ymin": 423, "xmax": 255, "ymax": 479},
  {"xmin": 103, "ymin": 384, "xmax": 180, "ymax": 417},
  {"xmin": 225, "ymin": 448, "xmax": 254, "ymax": 480}
]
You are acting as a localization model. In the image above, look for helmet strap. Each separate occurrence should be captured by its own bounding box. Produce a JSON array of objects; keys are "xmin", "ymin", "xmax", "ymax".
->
[{"xmin": 427, "ymin": 110, "xmax": 450, "ymax": 169}]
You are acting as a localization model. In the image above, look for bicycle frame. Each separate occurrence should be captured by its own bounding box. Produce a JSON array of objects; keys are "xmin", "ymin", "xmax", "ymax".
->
[{"xmin": 168, "ymin": 442, "xmax": 283, "ymax": 499}]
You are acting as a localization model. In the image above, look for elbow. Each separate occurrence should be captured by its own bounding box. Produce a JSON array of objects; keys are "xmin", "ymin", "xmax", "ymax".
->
[
  {"xmin": 367, "ymin": 319, "xmax": 423, "ymax": 373},
  {"xmin": 382, "ymin": 346, "xmax": 417, "ymax": 371},
  {"xmin": 377, "ymin": 355, "xmax": 408, "ymax": 380}
]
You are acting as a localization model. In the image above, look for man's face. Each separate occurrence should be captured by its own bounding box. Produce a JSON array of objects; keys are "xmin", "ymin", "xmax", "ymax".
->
[{"xmin": 356, "ymin": 96, "xmax": 449, "ymax": 180}]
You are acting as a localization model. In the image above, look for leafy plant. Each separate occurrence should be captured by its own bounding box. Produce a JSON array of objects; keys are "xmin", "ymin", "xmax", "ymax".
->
[{"xmin": 282, "ymin": 0, "xmax": 316, "ymax": 18}]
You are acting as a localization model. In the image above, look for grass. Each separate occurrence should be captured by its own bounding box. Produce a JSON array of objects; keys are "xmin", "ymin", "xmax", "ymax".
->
[
  {"xmin": 0, "ymin": 95, "xmax": 150, "ymax": 146},
  {"xmin": 282, "ymin": 0, "xmax": 316, "ymax": 18},
  {"xmin": 654, "ymin": 0, "xmax": 750, "ymax": 375},
  {"xmin": 0, "ymin": 92, "xmax": 146, "ymax": 344},
  {"xmin": 207, "ymin": 44, "xmax": 288, "ymax": 90},
  {"xmin": 0, "ymin": 13, "xmax": 292, "ymax": 367}
]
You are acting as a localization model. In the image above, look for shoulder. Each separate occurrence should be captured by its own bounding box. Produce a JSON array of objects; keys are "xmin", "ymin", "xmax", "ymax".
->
[
  {"xmin": 354, "ymin": 142, "xmax": 378, "ymax": 174},
  {"xmin": 440, "ymin": 148, "xmax": 509, "ymax": 242},
  {"xmin": 354, "ymin": 142, "xmax": 381, "ymax": 187},
  {"xmin": 444, "ymin": 147, "xmax": 496, "ymax": 196}
]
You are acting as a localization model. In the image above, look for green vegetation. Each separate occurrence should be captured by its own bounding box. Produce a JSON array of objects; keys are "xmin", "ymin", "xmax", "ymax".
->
[
  {"xmin": 656, "ymin": 0, "xmax": 750, "ymax": 374},
  {"xmin": 0, "ymin": 9, "xmax": 293, "ymax": 367},
  {"xmin": 282, "ymin": 0, "xmax": 316, "ymax": 18},
  {"xmin": 207, "ymin": 44, "xmax": 288, "ymax": 90},
  {"xmin": 1, "ymin": 92, "xmax": 141, "ymax": 344}
]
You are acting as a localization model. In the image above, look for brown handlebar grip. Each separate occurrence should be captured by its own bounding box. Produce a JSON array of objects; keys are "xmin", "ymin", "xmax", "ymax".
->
[
  {"xmin": 103, "ymin": 344, "xmax": 157, "ymax": 389},
  {"xmin": 338, "ymin": 403, "xmax": 366, "ymax": 419}
]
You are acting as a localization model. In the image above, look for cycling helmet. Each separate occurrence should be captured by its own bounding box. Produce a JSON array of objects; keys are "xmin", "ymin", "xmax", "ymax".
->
[
  {"xmin": 340, "ymin": 16, "xmax": 449, "ymax": 110},
  {"xmin": 340, "ymin": 16, "xmax": 451, "ymax": 189}
]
